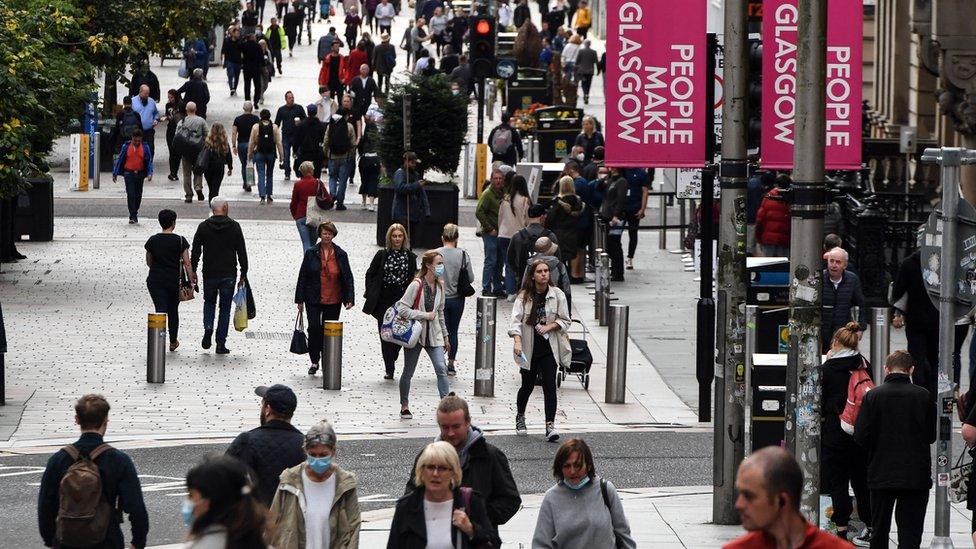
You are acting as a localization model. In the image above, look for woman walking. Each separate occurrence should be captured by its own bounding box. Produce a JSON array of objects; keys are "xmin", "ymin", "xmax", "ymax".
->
[
  {"xmin": 247, "ymin": 108, "xmax": 284, "ymax": 204},
  {"xmin": 396, "ymin": 250, "xmax": 451, "ymax": 419},
  {"xmin": 387, "ymin": 441, "xmax": 499, "ymax": 549},
  {"xmin": 145, "ymin": 209, "xmax": 193, "ymax": 352},
  {"xmin": 289, "ymin": 161, "xmax": 322, "ymax": 251},
  {"xmin": 435, "ymin": 224, "xmax": 475, "ymax": 377},
  {"xmin": 498, "ymin": 174, "xmax": 532, "ymax": 301},
  {"xmin": 532, "ymin": 438, "xmax": 636, "ymax": 549},
  {"xmin": 164, "ymin": 89, "xmax": 183, "ymax": 181},
  {"xmin": 269, "ymin": 421, "xmax": 362, "ymax": 549},
  {"xmin": 546, "ymin": 176, "xmax": 584, "ymax": 275},
  {"xmin": 509, "ymin": 260, "xmax": 571, "ymax": 442},
  {"xmin": 357, "ymin": 117, "xmax": 381, "ymax": 211},
  {"xmin": 181, "ymin": 456, "xmax": 268, "ymax": 548},
  {"xmin": 363, "ymin": 224, "xmax": 418, "ymax": 380},
  {"xmin": 296, "ymin": 221, "xmax": 355, "ymax": 376},
  {"xmin": 573, "ymin": 115, "xmax": 605, "ymax": 165},
  {"xmin": 200, "ymin": 122, "xmax": 234, "ymax": 203}
]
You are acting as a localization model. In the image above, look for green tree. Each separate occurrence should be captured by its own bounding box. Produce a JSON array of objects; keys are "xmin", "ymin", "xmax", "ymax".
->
[{"xmin": 379, "ymin": 73, "xmax": 469, "ymax": 176}]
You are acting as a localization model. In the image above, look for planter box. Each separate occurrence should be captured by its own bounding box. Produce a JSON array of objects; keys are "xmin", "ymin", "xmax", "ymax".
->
[
  {"xmin": 377, "ymin": 184, "xmax": 459, "ymax": 250},
  {"xmin": 14, "ymin": 174, "xmax": 55, "ymax": 242}
]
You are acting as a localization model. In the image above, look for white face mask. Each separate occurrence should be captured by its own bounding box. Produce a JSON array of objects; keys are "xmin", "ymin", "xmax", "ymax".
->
[{"xmin": 576, "ymin": 153, "xmax": 584, "ymax": 161}]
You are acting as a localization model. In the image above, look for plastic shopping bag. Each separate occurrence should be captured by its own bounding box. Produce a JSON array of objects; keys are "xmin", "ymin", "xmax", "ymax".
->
[{"xmin": 233, "ymin": 286, "xmax": 248, "ymax": 332}]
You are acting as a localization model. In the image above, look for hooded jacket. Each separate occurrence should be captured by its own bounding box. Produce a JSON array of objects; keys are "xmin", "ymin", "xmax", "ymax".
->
[
  {"xmin": 190, "ymin": 215, "xmax": 249, "ymax": 280},
  {"xmin": 268, "ymin": 464, "xmax": 361, "ymax": 549},
  {"xmin": 755, "ymin": 188, "xmax": 791, "ymax": 247}
]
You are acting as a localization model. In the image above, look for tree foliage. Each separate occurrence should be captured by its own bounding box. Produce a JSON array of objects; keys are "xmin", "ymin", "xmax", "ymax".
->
[{"xmin": 379, "ymin": 73, "xmax": 470, "ymax": 176}]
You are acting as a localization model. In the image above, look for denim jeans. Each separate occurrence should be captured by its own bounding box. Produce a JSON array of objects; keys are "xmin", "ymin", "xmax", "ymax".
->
[
  {"xmin": 481, "ymin": 234, "xmax": 503, "ymax": 293},
  {"xmin": 282, "ymin": 135, "xmax": 294, "ymax": 178},
  {"xmin": 345, "ymin": 154, "xmax": 356, "ymax": 187},
  {"xmin": 236, "ymin": 143, "xmax": 249, "ymax": 185},
  {"xmin": 203, "ymin": 277, "xmax": 236, "ymax": 344},
  {"xmin": 225, "ymin": 61, "xmax": 241, "ymax": 91},
  {"xmin": 122, "ymin": 171, "xmax": 146, "ymax": 220},
  {"xmin": 328, "ymin": 157, "xmax": 351, "ymax": 206},
  {"xmin": 400, "ymin": 344, "xmax": 450, "ymax": 406},
  {"xmin": 296, "ymin": 218, "xmax": 316, "ymax": 251},
  {"xmin": 443, "ymin": 297, "xmax": 464, "ymax": 361},
  {"xmin": 253, "ymin": 151, "xmax": 275, "ymax": 197},
  {"xmin": 497, "ymin": 236, "xmax": 517, "ymax": 295}
]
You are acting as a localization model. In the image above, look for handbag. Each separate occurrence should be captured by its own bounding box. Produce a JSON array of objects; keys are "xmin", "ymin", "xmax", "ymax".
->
[
  {"xmin": 950, "ymin": 448, "xmax": 973, "ymax": 503},
  {"xmin": 179, "ymin": 264, "xmax": 195, "ymax": 302},
  {"xmin": 289, "ymin": 312, "xmax": 309, "ymax": 354},
  {"xmin": 306, "ymin": 196, "xmax": 330, "ymax": 228},
  {"xmin": 457, "ymin": 251, "xmax": 476, "ymax": 298},
  {"xmin": 380, "ymin": 281, "xmax": 424, "ymax": 348}
]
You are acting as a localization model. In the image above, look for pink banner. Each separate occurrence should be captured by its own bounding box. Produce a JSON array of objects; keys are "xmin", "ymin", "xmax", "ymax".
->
[
  {"xmin": 761, "ymin": 0, "xmax": 862, "ymax": 169},
  {"xmin": 605, "ymin": 0, "xmax": 707, "ymax": 168}
]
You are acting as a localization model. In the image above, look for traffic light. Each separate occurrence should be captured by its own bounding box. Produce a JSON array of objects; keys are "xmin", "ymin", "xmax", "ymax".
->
[
  {"xmin": 747, "ymin": 37, "xmax": 763, "ymax": 151},
  {"xmin": 469, "ymin": 15, "xmax": 496, "ymax": 79}
]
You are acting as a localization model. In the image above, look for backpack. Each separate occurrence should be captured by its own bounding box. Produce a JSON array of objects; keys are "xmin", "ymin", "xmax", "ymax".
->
[
  {"xmin": 327, "ymin": 118, "xmax": 352, "ymax": 155},
  {"xmin": 839, "ymin": 358, "xmax": 875, "ymax": 435},
  {"xmin": 384, "ymin": 49, "xmax": 397, "ymax": 69},
  {"xmin": 57, "ymin": 444, "xmax": 114, "ymax": 547},
  {"xmin": 491, "ymin": 126, "xmax": 514, "ymax": 156},
  {"xmin": 257, "ymin": 122, "xmax": 276, "ymax": 155},
  {"xmin": 174, "ymin": 120, "xmax": 205, "ymax": 155},
  {"xmin": 120, "ymin": 110, "xmax": 141, "ymax": 140}
]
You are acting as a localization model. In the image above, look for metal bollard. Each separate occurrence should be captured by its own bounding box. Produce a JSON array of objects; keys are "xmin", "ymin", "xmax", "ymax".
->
[
  {"xmin": 593, "ymin": 247, "xmax": 604, "ymax": 321},
  {"xmin": 147, "ymin": 313, "xmax": 166, "ymax": 383},
  {"xmin": 532, "ymin": 138, "xmax": 540, "ymax": 163},
  {"xmin": 678, "ymin": 198, "xmax": 687, "ymax": 248},
  {"xmin": 91, "ymin": 132, "xmax": 101, "ymax": 189},
  {"xmin": 322, "ymin": 321, "xmax": 343, "ymax": 390},
  {"xmin": 870, "ymin": 307, "xmax": 890, "ymax": 382},
  {"xmin": 659, "ymin": 194, "xmax": 668, "ymax": 249},
  {"xmin": 474, "ymin": 297, "xmax": 497, "ymax": 397},
  {"xmin": 605, "ymin": 305, "xmax": 630, "ymax": 403},
  {"xmin": 599, "ymin": 253, "xmax": 611, "ymax": 326}
]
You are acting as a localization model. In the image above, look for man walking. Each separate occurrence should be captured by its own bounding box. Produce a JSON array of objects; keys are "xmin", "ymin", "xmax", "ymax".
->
[
  {"xmin": 451, "ymin": 55, "xmax": 473, "ymax": 97},
  {"xmin": 319, "ymin": 40, "xmax": 347, "ymax": 100},
  {"xmin": 324, "ymin": 108, "xmax": 357, "ymax": 210},
  {"xmin": 177, "ymin": 101, "xmax": 209, "ymax": 203},
  {"xmin": 487, "ymin": 116, "xmax": 523, "ymax": 166},
  {"xmin": 226, "ymin": 384, "xmax": 305, "ymax": 506},
  {"xmin": 854, "ymin": 350, "xmax": 935, "ymax": 549},
  {"xmin": 293, "ymin": 104, "xmax": 326, "ymax": 177},
  {"xmin": 266, "ymin": 17, "xmax": 287, "ymax": 75},
  {"xmin": 274, "ymin": 91, "xmax": 307, "ymax": 181},
  {"xmin": 191, "ymin": 197, "xmax": 249, "ymax": 354},
  {"xmin": 112, "ymin": 129, "xmax": 153, "ymax": 224},
  {"xmin": 372, "ymin": 33, "xmax": 397, "ymax": 94},
  {"xmin": 177, "ymin": 68, "xmax": 211, "ymax": 119},
  {"xmin": 822, "ymin": 247, "xmax": 868, "ymax": 352},
  {"xmin": 130, "ymin": 85, "xmax": 160, "ymax": 158},
  {"xmin": 508, "ymin": 204, "xmax": 559, "ymax": 285},
  {"xmin": 476, "ymin": 169, "xmax": 507, "ymax": 297},
  {"xmin": 37, "ymin": 395, "xmax": 149, "ymax": 549},
  {"xmin": 575, "ymin": 39, "xmax": 598, "ymax": 104},
  {"xmin": 405, "ymin": 396, "xmax": 521, "ymax": 534},
  {"xmin": 222, "ymin": 26, "xmax": 243, "ymax": 96},
  {"xmin": 375, "ymin": 0, "xmax": 396, "ymax": 36},
  {"xmin": 349, "ymin": 64, "xmax": 378, "ymax": 118},
  {"xmin": 317, "ymin": 26, "xmax": 340, "ymax": 62},
  {"xmin": 232, "ymin": 101, "xmax": 260, "ymax": 191},
  {"xmin": 392, "ymin": 152, "xmax": 429, "ymax": 242},
  {"xmin": 242, "ymin": 33, "xmax": 266, "ymax": 104}
]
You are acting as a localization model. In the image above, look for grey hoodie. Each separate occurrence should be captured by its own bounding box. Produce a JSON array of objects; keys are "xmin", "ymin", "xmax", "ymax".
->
[
  {"xmin": 532, "ymin": 477, "xmax": 636, "ymax": 549},
  {"xmin": 436, "ymin": 426, "xmax": 484, "ymax": 468}
]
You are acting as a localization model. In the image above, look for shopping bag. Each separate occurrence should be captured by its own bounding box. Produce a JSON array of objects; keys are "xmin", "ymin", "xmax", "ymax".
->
[
  {"xmin": 233, "ymin": 286, "xmax": 248, "ymax": 332},
  {"xmin": 290, "ymin": 312, "xmax": 308, "ymax": 354},
  {"xmin": 245, "ymin": 279, "xmax": 256, "ymax": 319},
  {"xmin": 178, "ymin": 59, "xmax": 189, "ymax": 79},
  {"xmin": 950, "ymin": 448, "xmax": 973, "ymax": 503},
  {"xmin": 245, "ymin": 165, "xmax": 255, "ymax": 188}
]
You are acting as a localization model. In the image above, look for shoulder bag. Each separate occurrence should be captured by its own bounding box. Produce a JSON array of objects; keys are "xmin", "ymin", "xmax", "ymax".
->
[
  {"xmin": 179, "ymin": 263, "xmax": 195, "ymax": 301},
  {"xmin": 951, "ymin": 448, "xmax": 974, "ymax": 503},
  {"xmin": 456, "ymin": 251, "xmax": 476, "ymax": 298}
]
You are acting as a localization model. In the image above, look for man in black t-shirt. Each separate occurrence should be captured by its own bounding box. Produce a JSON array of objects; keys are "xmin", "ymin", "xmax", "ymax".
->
[
  {"xmin": 222, "ymin": 26, "xmax": 244, "ymax": 95},
  {"xmin": 232, "ymin": 102, "xmax": 261, "ymax": 191},
  {"xmin": 144, "ymin": 209, "xmax": 192, "ymax": 350},
  {"xmin": 273, "ymin": 91, "xmax": 307, "ymax": 180}
]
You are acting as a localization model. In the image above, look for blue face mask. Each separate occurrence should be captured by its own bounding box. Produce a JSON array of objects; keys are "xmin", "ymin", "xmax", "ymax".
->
[
  {"xmin": 307, "ymin": 455, "xmax": 333, "ymax": 474},
  {"xmin": 434, "ymin": 264, "xmax": 445, "ymax": 278},
  {"xmin": 563, "ymin": 477, "xmax": 591, "ymax": 490},
  {"xmin": 181, "ymin": 499, "xmax": 196, "ymax": 526}
]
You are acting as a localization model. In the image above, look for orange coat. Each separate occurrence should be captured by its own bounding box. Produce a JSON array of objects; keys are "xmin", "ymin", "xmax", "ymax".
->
[{"xmin": 318, "ymin": 53, "xmax": 349, "ymax": 87}]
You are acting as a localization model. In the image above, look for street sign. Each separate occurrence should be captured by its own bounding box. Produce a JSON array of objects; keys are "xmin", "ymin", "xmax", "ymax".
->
[{"xmin": 920, "ymin": 199, "xmax": 976, "ymax": 319}]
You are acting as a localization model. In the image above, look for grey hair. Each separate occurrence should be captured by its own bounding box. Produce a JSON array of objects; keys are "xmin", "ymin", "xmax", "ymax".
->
[
  {"xmin": 305, "ymin": 420, "xmax": 337, "ymax": 448},
  {"xmin": 192, "ymin": 68, "xmax": 204, "ymax": 78},
  {"xmin": 243, "ymin": 101, "xmax": 254, "ymax": 112},
  {"xmin": 210, "ymin": 196, "xmax": 228, "ymax": 212},
  {"xmin": 827, "ymin": 247, "xmax": 849, "ymax": 262}
]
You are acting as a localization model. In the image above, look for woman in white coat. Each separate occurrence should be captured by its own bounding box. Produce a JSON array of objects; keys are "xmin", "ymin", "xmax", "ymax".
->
[
  {"xmin": 509, "ymin": 259, "xmax": 571, "ymax": 442},
  {"xmin": 397, "ymin": 250, "xmax": 451, "ymax": 420}
]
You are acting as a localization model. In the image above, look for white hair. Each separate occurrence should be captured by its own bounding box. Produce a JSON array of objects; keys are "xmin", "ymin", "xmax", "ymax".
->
[
  {"xmin": 243, "ymin": 101, "xmax": 254, "ymax": 112},
  {"xmin": 192, "ymin": 68, "xmax": 204, "ymax": 78},
  {"xmin": 185, "ymin": 101, "xmax": 197, "ymax": 113},
  {"xmin": 210, "ymin": 196, "xmax": 228, "ymax": 212},
  {"xmin": 827, "ymin": 247, "xmax": 849, "ymax": 263}
]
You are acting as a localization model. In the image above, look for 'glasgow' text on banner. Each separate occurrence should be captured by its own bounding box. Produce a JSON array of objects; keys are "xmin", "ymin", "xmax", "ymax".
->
[{"xmin": 605, "ymin": 0, "xmax": 707, "ymax": 168}]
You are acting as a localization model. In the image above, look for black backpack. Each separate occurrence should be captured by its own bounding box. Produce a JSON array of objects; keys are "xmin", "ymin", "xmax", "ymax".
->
[
  {"xmin": 120, "ymin": 109, "xmax": 141, "ymax": 140},
  {"xmin": 327, "ymin": 118, "xmax": 352, "ymax": 155},
  {"xmin": 257, "ymin": 122, "xmax": 276, "ymax": 154}
]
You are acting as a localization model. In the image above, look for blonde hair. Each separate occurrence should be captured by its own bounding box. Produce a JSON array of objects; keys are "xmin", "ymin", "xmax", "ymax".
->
[
  {"xmin": 414, "ymin": 441, "xmax": 462, "ymax": 489},
  {"xmin": 441, "ymin": 223, "xmax": 460, "ymax": 242},
  {"xmin": 299, "ymin": 161, "xmax": 315, "ymax": 176},
  {"xmin": 557, "ymin": 175, "xmax": 576, "ymax": 197},
  {"xmin": 205, "ymin": 122, "xmax": 231, "ymax": 155},
  {"xmin": 832, "ymin": 321, "xmax": 861, "ymax": 351},
  {"xmin": 385, "ymin": 223, "xmax": 409, "ymax": 250},
  {"xmin": 416, "ymin": 250, "xmax": 444, "ymax": 286}
]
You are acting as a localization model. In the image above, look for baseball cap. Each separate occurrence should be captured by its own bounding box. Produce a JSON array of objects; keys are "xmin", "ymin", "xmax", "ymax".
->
[
  {"xmin": 307, "ymin": 104, "xmax": 318, "ymax": 115},
  {"xmin": 255, "ymin": 384, "xmax": 297, "ymax": 414},
  {"xmin": 305, "ymin": 421, "xmax": 337, "ymax": 448}
]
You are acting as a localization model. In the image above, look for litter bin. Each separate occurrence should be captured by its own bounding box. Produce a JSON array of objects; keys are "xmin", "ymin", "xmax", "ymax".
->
[
  {"xmin": 14, "ymin": 174, "xmax": 54, "ymax": 242},
  {"xmin": 534, "ymin": 106, "xmax": 583, "ymax": 163},
  {"xmin": 506, "ymin": 67, "xmax": 551, "ymax": 113}
]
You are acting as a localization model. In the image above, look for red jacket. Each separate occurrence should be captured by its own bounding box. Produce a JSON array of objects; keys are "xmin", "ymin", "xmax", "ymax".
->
[
  {"xmin": 755, "ymin": 188, "xmax": 791, "ymax": 247},
  {"xmin": 345, "ymin": 49, "xmax": 369, "ymax": 85},
  {"xmin": 290, "ymin": 176, "xmax": 319, "ymax": 220},
  {"xmin": 318, "ymin": 53, "xmax": 349, "ymax": 87}
]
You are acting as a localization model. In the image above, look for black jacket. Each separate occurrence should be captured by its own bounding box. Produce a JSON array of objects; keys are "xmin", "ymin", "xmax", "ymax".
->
[
  {"xmin": 404, "ymin": 433, "xmax": 521, "ymax": 530},
  {"xmin": 854, "ymin": 373, "xmax": 936, "ymax": 490},
  {"xmin": 821, "ymin": 269, "xmax": 868, "ymax": 349},
  {"xmin": 891, "ymin": 250, "xmax": 938, "ymax": 331},
  {"xmin": 363, "ymin": 249, "xmax": 418, "ymax": 319},
  {"xmin": 295, "ymin": 244, "xmax": 356, "ymax": 306},
  {"xmin": 507, "ymin": 223, "xmax": 558, "ymax": 283},
  {"xmin": 225, "ymin": 419, "xmax": 305, "ymax": 506},
  {"xmin": 514, "ymin": 3, "xmax": 531, "ymax": 28},
  {"xmin": 242, "ymin": 40, "xmax": 266, "ymax": 71},
  {"xmin": 190, "ymin": 215, "xmax": 249, "ymax": 280},
  {"xmin": 820, "ymin": 353, "xmax": 870, "ymax": 450},
  {"xmin": 546, "ymin": 194, "xmax": 584, "ymax": 258},
  {"xmin": 177, "ymin": 79, "xmax": 210, "ymax": 118},
  {"xmin": 294, "ymin": 116, "xmax": 326, "ymax": 156},
  {"xmin": 439, "ymin": 53, "xmax": 460, "ymax": 75},
  {"xmin": 388, "ymin": 486, "xmax": 501, "ymax": 549},
  {"xmin": 599, "ymin": 175, "xmax": 629, "ymax": 220},
  {"xmin": 37, "ymin": 433, "xmax": 149, "ymax": 549}
]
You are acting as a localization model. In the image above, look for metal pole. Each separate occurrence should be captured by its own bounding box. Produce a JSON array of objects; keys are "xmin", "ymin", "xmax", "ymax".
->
[
  {"xmin": 477, "ymin": 78, "xmax": 486, "ymax": 144},
  {"xmin": 869, "ymin": 307, "xmax": 890, "ymax": 383},
  {"xmin": 474, "ymin": 297, "xmax": 497, "ymax": 397},
  {"xmin": 784, "ymin": 0, "xmax": 828, "ymax": 522},
  {"xmin": 605, "ymin": 305, "xmax": 629, "ymax": 403},
  {"xmin": 593, "ymin": 249, "xmax": 604, "ymax": 321},
  {"xmin": 599, "ymin": 253, "xmax": 610, "ymax": 327},
  {"xmin": 659, "ymin": 194, "xmax": 668, "ymax": 249},
  {"xmin": 92, "ymin": 133, "xmax": 101, "ymax": 189},
  {"xmin": 322, "ymin": 321, "xmax": 343, "ymax": 390},
  {"xmin": 147, "ymin": 313, "xmax": 166, "ymax": 383},
  {"xmin": 744, "ymin": 305, "xmax": 758, "ymax": 455},
  {"xmin": 679, "ymin": 199, "xmax": 687, "ymax": 248}
]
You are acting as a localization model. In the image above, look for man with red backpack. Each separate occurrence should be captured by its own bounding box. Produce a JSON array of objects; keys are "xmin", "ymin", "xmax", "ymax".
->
[{"xmin": 37, "ymin": 394, "xmax": 148, "ymax": 549}]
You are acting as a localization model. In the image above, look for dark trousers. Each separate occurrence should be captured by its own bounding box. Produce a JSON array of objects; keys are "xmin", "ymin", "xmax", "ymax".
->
[
  {"xmin": 379, "ymin": 24, "xmax": 391, "ymax": 36},
  {"xmin": 0, "ymin": 197, "xmax": 18, "ymax": 260},
  {"xmin": 377, "ymin": 71, "xmax": 391, "ymax": 94},
  {"xmin": 237, "ymin": 143, "xmax": 250, "ymax": 185},
  {"xmin": 143, "ymin": 128, "xmax": 156, "ymax": 159},
  {"xmin": 869, "ymin": 488, "xmax": 928, "ymax": 548},
  {"xmin": 147, "ymin": 282, "xmax": 180, "ymax": 343},
  {"xmin": 606, "ymin": 231, "xmax": 624, "ymax": 280},
  {"xmin": 376, "ymin": 317, "xmax": 403, "ymax": 375},
  {"xmin": 443, "ymin": 297, "xmax": 463, "ymax": 361},
  {"xmin": 822, "ymin": 445, "xmax": 871, "ymax": 528},
  {"xmin": 298, "ymin": 151, "xmax": 324, "ymax": 178},
  {"xmin": 579, "ymin": 73, "xmax": 594, "ymax": 98},
  {"xmin": 167, "ymin": 130, "xmax": 182, "ymax": 176},
  {"xmin": 286, "ymin": 30, "xmax": 298, "ymax": 50},
  {"xmin": 282, "ymin": 135, "xmax": 294, "ymax": 177},
  {"xmin": 243, "ymin": 69, "xmax": 263, "ymax": 102},
  {"xmin": 517, "ymin": 352, "xmax": 558, "ymax": 423},
  {"xmin": 306, "ymin": 302, "xmax": 342, "ymax": 364},
  {"xmin": 203, "ymin": 277, "xmax": 236, "ymax": 344},
  {"xmin": 626, "ymin": 211, "xmax": 641, "ymax": 258},
  {"xmin": 122, "ymin": 171, "xmax": 146, "ymax": 220},
  {"xmin": 204, "ymin": 171, "xmax": 224, "ymax": 203},
  {"xmin": 270, "ymin": 47, "xmax": 283, "ymax": 73}
]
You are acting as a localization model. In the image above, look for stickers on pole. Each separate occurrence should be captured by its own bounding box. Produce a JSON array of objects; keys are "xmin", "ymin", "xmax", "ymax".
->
[
  {"xmin": 920, "ymin": 202, "xmax": 976, "ymax": 319},
  {"xmin": 760, "ymin": 0, "xmax": 862, "ymax": 169},
  {"xmin": 605, "ymin": 0, "xmax": 707, "ymax": 167}
]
